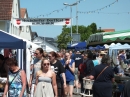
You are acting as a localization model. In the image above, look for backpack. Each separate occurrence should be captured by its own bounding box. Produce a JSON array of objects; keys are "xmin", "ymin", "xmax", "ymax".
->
[
  {"xmin": 84, "ymin": 59, "xmax": 94, "ymax": 76},
  {"xmin": 79, "ymin": 59, "xmax": 94, "ymax": 76}
]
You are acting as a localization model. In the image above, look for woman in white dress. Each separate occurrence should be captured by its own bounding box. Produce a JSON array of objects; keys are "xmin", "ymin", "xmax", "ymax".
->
[{"xmin": 34, "ymin": 59, "xmax": 58, "ymax": 97}]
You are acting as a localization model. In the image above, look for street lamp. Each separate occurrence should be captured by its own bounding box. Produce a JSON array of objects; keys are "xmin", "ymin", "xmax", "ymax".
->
[
  {"xmin": 76, "ymin": 0, "xmax": 78, "ymax": 34},
  {"xmin": 63, "ymin": 2, "xmax": 77, "ymax": 45}
]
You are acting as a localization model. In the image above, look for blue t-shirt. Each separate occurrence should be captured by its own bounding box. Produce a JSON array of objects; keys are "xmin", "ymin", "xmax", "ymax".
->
[
  {"xmin": 64, "ymin": 59, "xmax": 75, "ymax": 81},
  {"xmin": 60, "ymin": 58, "xmax": 65, "ymax": 66},
  {"xmin": 119, "ymin": 54, "xmax": 125, "ymax": 61},
  {"xmin": 71, "ymin": 53, "xmax": 75, "ymax": 60}
]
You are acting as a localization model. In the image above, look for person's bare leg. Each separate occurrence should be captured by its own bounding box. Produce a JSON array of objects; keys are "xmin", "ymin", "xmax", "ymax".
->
[
  {"xmin": 69, "ymin": 85, "xmax": 74, "ymax": 97},
  {"xmin": 64, "ymin": 84, "xmax": 69, "ymax": 97},
  {"xmin": 75, "ymin": 80, "xmax": 79, "ymax": 93}
]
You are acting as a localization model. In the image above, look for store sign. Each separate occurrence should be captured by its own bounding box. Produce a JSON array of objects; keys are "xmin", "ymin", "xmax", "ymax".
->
[{"xmin": 13, "ymin": 18, "xmax": 71, "ymax": 26}]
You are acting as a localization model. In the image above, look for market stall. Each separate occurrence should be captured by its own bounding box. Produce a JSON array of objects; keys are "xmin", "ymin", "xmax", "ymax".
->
[
  {"xmin": 0, "ymin": 30, "xmax": 26, "ymax": 96},
  {"xmin": 108, "ymin": 43, "xmax": 130, "ymax": 96},
  {"xmin": 87, "ymin": 29, "xmax": 130, "ymax": 46}
]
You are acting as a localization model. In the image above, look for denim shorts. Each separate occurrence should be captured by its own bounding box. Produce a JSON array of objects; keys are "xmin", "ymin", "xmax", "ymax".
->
[{"xmin": 66, "ymin": 80, "xmax": 74, "ymax": 85}]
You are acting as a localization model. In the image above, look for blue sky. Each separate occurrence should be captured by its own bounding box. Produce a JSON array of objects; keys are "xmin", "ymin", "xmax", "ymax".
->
[{"xmin": 20, "ymin": 0, "xmax": 130, "ymax": 38}]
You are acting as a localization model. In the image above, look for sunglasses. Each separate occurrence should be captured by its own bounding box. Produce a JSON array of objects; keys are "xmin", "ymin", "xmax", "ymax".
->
[
  {"xmin": 43, "ymin": 63, "xmax": 50, "ymax": 66},
  {"xmin": 34, "ymin": 53, "xmax": 39, "ymax": 55},
  {"xmin": 48, "ymin": 56, "xmax": 52, "ymax": 58}
]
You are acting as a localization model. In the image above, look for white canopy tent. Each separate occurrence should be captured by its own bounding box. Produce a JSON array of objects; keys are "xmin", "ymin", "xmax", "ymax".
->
[
  {"xmin": 109, "ymin": 43, "xmax": 130, "ymax": 66},
  {"xmin": 109, "ymin": 43, "xmax": 129, "ymax": 57},
  {"xmin": 109, "ymin": 44, "xmax": 130, "ymax": 50}
]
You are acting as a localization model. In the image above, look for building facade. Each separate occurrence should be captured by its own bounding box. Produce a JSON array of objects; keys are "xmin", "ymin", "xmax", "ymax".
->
[
  {"xmin": 19, "ymin": 8, "xmax": 32, "ymax": 41},
  {"xmin": 33, "ymin": 37, "xmax": 58, "ymax": 52},
  {"xmin": 0, "ymin": 0, "xmax": 32, "ymax": 41}
]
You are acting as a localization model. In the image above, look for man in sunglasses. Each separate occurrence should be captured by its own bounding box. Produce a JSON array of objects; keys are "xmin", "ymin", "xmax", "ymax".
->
[{"xmin": 29, "ymin": 48, "xmax": 44, "ymax": 97}]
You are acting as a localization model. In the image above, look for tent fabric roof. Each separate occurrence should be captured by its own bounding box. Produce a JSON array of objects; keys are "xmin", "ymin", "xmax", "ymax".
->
[
  {"xmin": 8, "ymin": 32, "xmax": 40, "ymax": 50},
  {"xmin": 0, "ymin": 30, "xmax": 26, "ymax": 49},
  {"xmin": 87, "ymin": 33, "xmax": 103, "ymax": 44},
  {"xmin": 103, "ymin": 29, "xmax": 130, "ymax": 42},
  {"xmin": 67, "ymin": 42, "xmax": 87, "ymax": 49},
  {"xmin": 87, "ymin": 29, "xmax": 130, "ymax": 46},
  {"xmin": 109, "ymin": 44, "xmax": 130, "ymax": 50}
]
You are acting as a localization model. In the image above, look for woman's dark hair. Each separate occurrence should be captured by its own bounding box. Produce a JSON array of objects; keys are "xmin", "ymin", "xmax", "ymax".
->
[
  {"xmin": 36, "ymin": 48, "xmax": 44, "ymax": 57},
  {"xmin": 0, "ymin": 54, "xmax": 4, "ymax": 60},
  {"xmin": 87, "ymin": 51, "xmax": 93, "ymax": 59},
  {"xmin": 49, "ymin": 51, "xmax": 58, "ymax": 59},
  {"xmin": 6, "ymin": 58, "xmax": 18, "ymax": 66},
  {"xmin": 93, "ymin": 53, "xmax": 97, "ymax": 60},
  {"xmin": 101, "ymin": 55, "xmax": 111, "ymax": 65}
]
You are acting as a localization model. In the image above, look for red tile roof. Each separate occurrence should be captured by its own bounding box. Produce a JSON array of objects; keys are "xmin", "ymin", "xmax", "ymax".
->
[
  {"xmin": 102, "ymin": 29, "xmax": 115, "ymax": 32},
  {"xmin": 20, "ymin": 8, "xmax": 26, "ymax": 18},
  {"xmin": 0, "ymin": 0, "xmax": 13, "ymax": 20}
]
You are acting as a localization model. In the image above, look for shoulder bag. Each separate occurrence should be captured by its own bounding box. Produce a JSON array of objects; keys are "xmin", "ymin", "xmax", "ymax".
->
[
  {"xmin": 96, "ymin": 66, "xmax": 108, "ymax": 80},
  {"xmin": 8, "ymin": 69, "xmax": 20, "ymax": 89}
]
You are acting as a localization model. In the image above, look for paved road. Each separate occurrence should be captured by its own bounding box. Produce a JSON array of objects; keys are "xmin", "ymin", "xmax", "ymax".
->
[
  {"xmin": 73, "ymin": 94, "xmax": 82, "ymax": 97},
  {"xmin": 73, "ymin": 88, "xmax": 82, "ymax": 97},
  {"xmin": 73, "ymin": 88, "xmax": 93, "ymax": 97}
]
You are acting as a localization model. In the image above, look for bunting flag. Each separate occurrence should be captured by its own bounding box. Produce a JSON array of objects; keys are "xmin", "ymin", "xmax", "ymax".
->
[
  {"xmin": 80, "ymin": 11, "xmax": 130, "ymax": 15},
  {"xmin": 34, "ymin": 0, "xmax": 122, "ymax": 18},
  {"xmin": 35, "ymin": 0, "xmax": 85, "ymax": 18},
  {"xmin": 78, "ymin": 0, "xmax": 118, "ymax": 14}
]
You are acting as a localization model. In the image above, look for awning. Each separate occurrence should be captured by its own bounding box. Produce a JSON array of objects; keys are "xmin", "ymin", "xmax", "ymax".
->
[
  {"xmin": 67, "ymin": 42, "xmax": 87, "ymax": 50},
  {"xmin": 103, "ymin": 29, "xmax": 130, "ymax": 42},
  {"xmin": 0, "ymin": 30, "xmax": 26, "ymax": 49},
  {"xmin": 87, "ymin": 29, "xmax": 130, "ymax": 46},
  {"xmin": 87, "ymin": 33, "xmax": 103, "ymax": 44}
]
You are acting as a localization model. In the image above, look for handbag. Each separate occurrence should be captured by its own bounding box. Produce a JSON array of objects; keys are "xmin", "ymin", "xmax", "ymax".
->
[{"xmin": 96, "ymin": 66, "xmax": 108, "ymax": 80}]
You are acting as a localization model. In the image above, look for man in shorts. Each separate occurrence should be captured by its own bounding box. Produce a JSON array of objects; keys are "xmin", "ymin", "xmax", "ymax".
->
[{"xmin": 74, "ymin": 51, "xmax": 83, "ymax": 94}]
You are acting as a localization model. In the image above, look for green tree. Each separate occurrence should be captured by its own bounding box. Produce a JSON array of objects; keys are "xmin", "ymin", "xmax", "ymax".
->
[
  {"xmin": 57, "ymin": 23, "xmax": 99, "ymax": 49},
  {"xmin": 90, "ymin": 23, "xmax": 97, "ymax": 34},
  {"xmin": 80, "ymin": 25, "xmax": 93, "ymax": 41},
  {"xmin": 56, "ymin": 25, "xmax": 71, "ymax": 49}
]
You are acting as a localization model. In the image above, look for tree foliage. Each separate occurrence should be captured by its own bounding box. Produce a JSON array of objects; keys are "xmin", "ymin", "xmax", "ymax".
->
[
  {"xmin": 56, "ymin": 25, "xmax": 71, "ymax": 49},
  {"xmin": 56, "ymin": 23, "xmax": 104, "ymax": 49}
]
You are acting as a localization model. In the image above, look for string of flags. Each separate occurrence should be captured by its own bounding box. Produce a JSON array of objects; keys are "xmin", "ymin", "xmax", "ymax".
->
[
  {"xmin": 35, "ymin": 0, "xmax": 120, "ymax": 18},
  {"xmin": 78, "ymin": 0, "xmax": 118, "ymax": 14},
  {"xmin": 84, "ymin": 12, "xmax": 130, "ymax": 15},
  {"xmin": 36, "ymin": 6, "xmax": 68, "ymax": 18},
  {"xmin": 36, "ymin": 0, "xmax": 86, "ymax": 18}
]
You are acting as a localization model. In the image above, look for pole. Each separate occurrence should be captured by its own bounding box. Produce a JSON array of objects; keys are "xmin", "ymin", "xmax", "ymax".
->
[
  {"xmin": 76, "ymin": 0, "xmax": 78, "ymax": 34},
  {"xmin": 70, "ymin": 6, "xmax": 72, "ymax": 45}
]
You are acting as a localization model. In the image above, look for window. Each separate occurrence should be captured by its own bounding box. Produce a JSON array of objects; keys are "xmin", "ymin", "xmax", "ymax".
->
[
  {"xmin": 21, "ymin": 27, "xmax": 24, "ymax": 32},
  {"xmin": 19, "ymin": 26, "xmax": 22, "ymax": 31},
  {"xmin": 10, "ymin": 23, "xmax": 12, "ymax": 34},
  {"xmin": 16, "ymin": 4, "xmax": 17, "ymax": 16},
  {"xmin": 26, "ymin": 26, "xmax": 29, "ymax": 32},
  {"xmin": 13, "ymin": 25, "xmax": 14, "ymax": 34}
]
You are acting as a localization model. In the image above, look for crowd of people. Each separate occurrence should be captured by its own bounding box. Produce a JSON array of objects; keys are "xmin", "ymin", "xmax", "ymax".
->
[{"xmin": 0, "ymin": 48, "xmax": 130, "ymax": 97}]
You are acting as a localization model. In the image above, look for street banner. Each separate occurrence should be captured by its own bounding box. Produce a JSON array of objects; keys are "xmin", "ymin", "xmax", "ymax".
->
[{"xmin": 13, "ymin": 18, "xmax": 71, "ymax": 26}]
